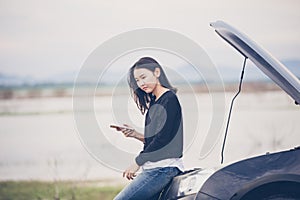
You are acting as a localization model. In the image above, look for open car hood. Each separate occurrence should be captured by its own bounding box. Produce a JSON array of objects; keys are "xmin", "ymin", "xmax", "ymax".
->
[{"xmin": 210, "ymin": 21, "xmax": 300, "ymax": 105}]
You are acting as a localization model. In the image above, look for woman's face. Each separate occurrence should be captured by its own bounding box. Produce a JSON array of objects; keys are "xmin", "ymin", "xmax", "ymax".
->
[{"xmin": 133, "ymin": 68, "xmax": 159, "ymax": 93}]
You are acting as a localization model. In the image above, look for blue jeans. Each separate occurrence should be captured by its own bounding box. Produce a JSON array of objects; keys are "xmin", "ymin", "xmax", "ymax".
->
[{"xmin": 114, "ymin": 167, "xmax": 180, "ymax": 200}]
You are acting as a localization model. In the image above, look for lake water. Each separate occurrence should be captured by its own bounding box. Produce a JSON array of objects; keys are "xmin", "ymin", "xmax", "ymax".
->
[{"xmin": 0, "ymin": 90, "xmax": 299, "ymax": 181}]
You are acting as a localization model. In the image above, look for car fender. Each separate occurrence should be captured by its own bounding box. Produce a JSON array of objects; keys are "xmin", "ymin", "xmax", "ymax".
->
[{"xmin": 196, "ymin": 148, "xmax": 300, "ymax": 200}]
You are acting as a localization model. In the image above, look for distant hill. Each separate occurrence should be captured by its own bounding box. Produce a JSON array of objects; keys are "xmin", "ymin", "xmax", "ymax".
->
[
  {"xmin": 0, "ymin": 73, "xmax": 37, "ymax": 87},
  {"xmin": 218, "ymin": 59, "xmax": 300, "ymax": 83},
  {"xmin": 0, "ymin": 71, "xmax": 77, "ymax": 88},
  {"xmin": 0, "ymin": 59, "xmax": 299, "ymax": 88}
]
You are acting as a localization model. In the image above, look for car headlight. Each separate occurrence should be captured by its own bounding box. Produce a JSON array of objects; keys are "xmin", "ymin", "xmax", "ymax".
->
[{"xmin": 177, "ymin": 168, "xmax": 215, "ymax": 196}]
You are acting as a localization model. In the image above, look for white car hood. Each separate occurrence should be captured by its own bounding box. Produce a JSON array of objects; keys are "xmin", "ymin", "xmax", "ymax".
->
[{"xmin": 210, "ymin": 20, "xmax": 300, "ymax": 104}]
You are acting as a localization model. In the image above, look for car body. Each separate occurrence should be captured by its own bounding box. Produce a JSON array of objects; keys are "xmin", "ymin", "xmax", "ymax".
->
[{"xmin": 161, "ymin": 21, "xmax": 300, "ymax": 200}]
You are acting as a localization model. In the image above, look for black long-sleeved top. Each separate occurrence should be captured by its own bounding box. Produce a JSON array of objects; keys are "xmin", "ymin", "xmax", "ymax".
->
[{"xmin": 135, "ymin": 90, "xmax": 183, "ymax": 166}]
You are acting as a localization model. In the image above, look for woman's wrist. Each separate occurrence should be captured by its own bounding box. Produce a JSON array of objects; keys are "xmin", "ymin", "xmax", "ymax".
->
[
  {"xmin": 132, "ymin": 130, "xmax": 145, "ymax": 143},
  {"xmin": 133, "ymin": 130, "xmax": 141, "ymax": 139}
]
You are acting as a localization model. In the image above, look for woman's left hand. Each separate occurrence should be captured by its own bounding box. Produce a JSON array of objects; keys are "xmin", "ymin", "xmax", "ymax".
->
[{"xmin": 123, "ymin": 162, "xmax": 140, "ymax": 180}]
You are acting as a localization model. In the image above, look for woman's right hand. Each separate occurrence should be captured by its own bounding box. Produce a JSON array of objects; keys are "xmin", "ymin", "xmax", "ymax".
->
[
  {"xmin": 120, "ymin": 124, "xmax": 136, "ymax": 138},
  {"xmin": 112, "ymin": 124, "xmax": 144, "ymax": 143}
]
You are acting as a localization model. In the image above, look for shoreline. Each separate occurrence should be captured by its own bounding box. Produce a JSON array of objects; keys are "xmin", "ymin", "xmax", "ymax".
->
[{"xmin": 0, "ymin": 82, "xmax": 281, "ymax": 100}]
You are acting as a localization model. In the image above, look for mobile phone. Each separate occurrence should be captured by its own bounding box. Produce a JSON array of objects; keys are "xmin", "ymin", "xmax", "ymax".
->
[{"xmin": 110, "ymin": 124, "xmax": 134, "ymax": 131}]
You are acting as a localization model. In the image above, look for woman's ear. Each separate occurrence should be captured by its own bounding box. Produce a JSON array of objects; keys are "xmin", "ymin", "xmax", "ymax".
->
[{"xmin": 154, "ymin": 68, "xmax": 161, "ymax": 78}]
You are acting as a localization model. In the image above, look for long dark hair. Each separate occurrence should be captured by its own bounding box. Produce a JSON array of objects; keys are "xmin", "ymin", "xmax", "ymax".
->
[{"xmin": 128, "ymin": 57, "xmax": 177, "ymax": 115}]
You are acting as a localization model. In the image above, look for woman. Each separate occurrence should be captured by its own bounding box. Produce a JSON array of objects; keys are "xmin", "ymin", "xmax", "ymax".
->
[{"xmin": 113, "ymin": 57, "xmax": 184, "ymax": 200}]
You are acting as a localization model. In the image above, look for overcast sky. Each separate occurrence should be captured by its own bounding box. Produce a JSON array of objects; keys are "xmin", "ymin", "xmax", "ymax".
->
[{"xmin": 0, "ymin": 0, "xmax": 299, "ymax": 79}]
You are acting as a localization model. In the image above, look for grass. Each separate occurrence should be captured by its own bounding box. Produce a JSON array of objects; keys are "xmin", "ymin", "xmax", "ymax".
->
[{"xmin": 0, "ymin": 181, "xmax": 124, "ymax": 200}]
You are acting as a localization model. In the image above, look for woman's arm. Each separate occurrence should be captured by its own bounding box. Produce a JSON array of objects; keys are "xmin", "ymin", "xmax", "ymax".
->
[
  {"xmin": 123, "ymin": 128, "xmax": 145, "ymax": 143},
  {"xmin": 112, "ymin": 124, "xmax": 145, "ymax": 143}
]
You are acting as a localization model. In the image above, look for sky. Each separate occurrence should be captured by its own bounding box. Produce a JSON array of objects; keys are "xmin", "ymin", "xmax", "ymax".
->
[{"xmin": 0, "ymin": 0, "xmax": 299, "ymax": 80}]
